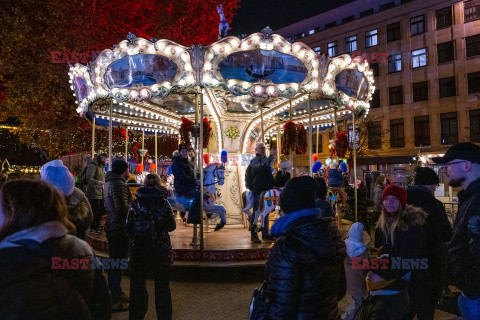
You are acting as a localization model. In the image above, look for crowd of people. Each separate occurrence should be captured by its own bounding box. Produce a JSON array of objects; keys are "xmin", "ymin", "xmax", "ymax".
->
[{"xmin": 0, "ymin": 142, "xmax": 479, "ymax": 319}]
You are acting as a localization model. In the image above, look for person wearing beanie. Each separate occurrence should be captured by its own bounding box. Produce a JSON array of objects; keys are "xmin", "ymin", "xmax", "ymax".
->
[
  {"xmin": 274, "ymin": 157, "xmax": 291, "ymax": 188},
  {"xmin": 407, "ymin": 167, "xmax": 452, "ymax": 317},
  {"xmin": 343, "ymin": 222, "xmax": 370, "ymax": 320},
  {"xmin": 372, "ymin": 184, "xmax": 430, "ymax": 320},
  {"xmin": 103, "ymin": 159, "xmax": 132, "ymax": 311},
  {"xmin": 327, "ymin": 162, "xmax": 348, "ymax": 209},
  {"xmin": 42, "ymin": 165, "xmax": 93, "ymax": 240},
  {"xmin": 85, "ymin": 153, "xmax": 108, "ymax": 233},
  {"xmin": 263, "ymin": 176, "xmax": 346, "ymax": 319}
]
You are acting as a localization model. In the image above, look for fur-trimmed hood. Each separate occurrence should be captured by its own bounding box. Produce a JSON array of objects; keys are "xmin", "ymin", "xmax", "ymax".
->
[{"xmin": 377, "ymin": 205, "xmax": 428, "ymax": 232}]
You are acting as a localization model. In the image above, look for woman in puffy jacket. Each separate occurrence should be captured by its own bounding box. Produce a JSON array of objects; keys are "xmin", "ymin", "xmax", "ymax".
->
[
  {"xmin": 0, "ymin": 179, "xmax": 111, "ymax": 320},
  {"xmin": 126, "ymin": 173, "xmax": 176, "ymax": 320}
]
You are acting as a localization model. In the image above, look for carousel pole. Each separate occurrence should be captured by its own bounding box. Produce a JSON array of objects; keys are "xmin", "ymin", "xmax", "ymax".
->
[
  {"xmin": 276, "ymin": 120, "xmax": 281, "ymax": 161},
  {"xmin": 125, "ymin": 128, "xmax": 128, "ymax": 163},
  {"xmin": 333, "ymin": 105, "xmax": 338, "ymax": 162},
  {"xmin": 155, "ymin": 130, "xmax": 158, "ymax": 174},
  {"xmin": 108, "ymin": 101, "xmax": 113, "ymax": 171},
  {"xmin": 141, "ymin": 129, "xmax": 145, "ymax": 166},
  {"xmin": 260, "ymin": 104, "xmax": 265, "ymax": 143},
  {"xmin": 199, "ymin": 88, "xmax": 205, "ymax": 251},
  {"xmin": 91, "ymin": 117, "xmax": 96, "ymax": 159},
  {"xmin": 191, "ymin": 92, "xmax": 199, "ymax": 246},
  {"xmin": 352, "ymin": 108, "xmax": 358, "ymax": 222},
  {"xmin": 289, "ymin": 98, "xmax": 293, "ymax": 166},
  {"xmin": 308, "ymin": 94, "xmax": 312, "ymax": 176}
]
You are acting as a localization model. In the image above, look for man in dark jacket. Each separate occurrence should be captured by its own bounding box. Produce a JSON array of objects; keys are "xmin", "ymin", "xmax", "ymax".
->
[
  {"xmin": 264, "ymin": 176, "xmax": 346, "ymax": 319},
  {"xmin": 172, "ymin": 144, "xmax": 201, "ymax": 224},
  {"xmin": 245, "ymin": 142, "xmax": 275, "ymax": 243},
  {"xmin": 407, "ymin": 166, "xmax": 452, "ymax": 317},
  {"xmin": 86, "ymin": 153, "xmax": 107, "ymax": 232},
  {"xmin": 433, "ymin": 143, "xmax": 480, "ymax": 319},
  {"xmin": 104, "ymin": 160, "xmax": 132, "ymax": 311}
]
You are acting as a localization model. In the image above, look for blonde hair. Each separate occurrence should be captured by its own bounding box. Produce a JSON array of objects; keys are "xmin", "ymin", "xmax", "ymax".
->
[{"xmin": 377, "ymin": 205, "xmax": 404, "ymax": 246}]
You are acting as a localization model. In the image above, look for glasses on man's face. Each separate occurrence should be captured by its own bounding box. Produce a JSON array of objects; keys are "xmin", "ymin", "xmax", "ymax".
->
[{"xmin": 444, "ymin": 160, "xmax": 466, "ymax": 169}]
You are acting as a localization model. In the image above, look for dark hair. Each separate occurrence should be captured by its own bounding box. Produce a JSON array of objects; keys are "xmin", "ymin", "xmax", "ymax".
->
[
  {"xmin": 144, "ymin": 173, "xmax": 161, "ymax": 187},
  {"xmin": 98, "ymin": 153, "xmax": 108, "ymax": 158},
  {"xmin": 376, "ymin": 175, "xmax": 386, "ymax": 186},
  {"xmin": 0, "ymin": 179, "xmax": 75, "ymax": 241}
]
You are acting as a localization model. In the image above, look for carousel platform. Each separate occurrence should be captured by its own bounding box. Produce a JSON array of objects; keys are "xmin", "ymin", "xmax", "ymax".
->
[{"xmin": 86, "ymin": 218, "xmax": 273, "ymax": 267}]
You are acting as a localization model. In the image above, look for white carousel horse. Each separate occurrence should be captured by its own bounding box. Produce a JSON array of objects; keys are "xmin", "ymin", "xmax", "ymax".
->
[
  {"xmin": 241, "ymin": 188, "xmax": 282, "ymax": 232},
  {"xmin": 167, "ymin": 163, "xmax": 227, "ymax": 231},
  {"xmin": 217, "ymin": 5, "xmax": 229, "ymax": 39}
]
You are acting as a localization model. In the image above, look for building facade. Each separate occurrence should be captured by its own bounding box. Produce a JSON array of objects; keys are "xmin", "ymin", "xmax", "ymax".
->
[{"xmin": 275, "ymin": 0, "xmax": 480, "ymax": 172}]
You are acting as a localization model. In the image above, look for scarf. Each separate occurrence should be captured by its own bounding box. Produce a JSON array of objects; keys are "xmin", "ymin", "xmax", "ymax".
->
[{"xmin": 270, "ymin": 208, "xmax": 319, "ymax": 237}]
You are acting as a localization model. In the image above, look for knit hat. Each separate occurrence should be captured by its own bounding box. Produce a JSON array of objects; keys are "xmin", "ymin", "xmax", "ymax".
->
[
  {"xmin": 42, "ymin": 165, "xmax": 75, "ymax": 197},
  {"xmin": 414, "ymin": 167, "xmax": 439, "ymax": 186},
  {"xmin": 111, "ymin": 160, "xmax": 129, "ymax": 175},
  {"xmin": 280, "ymin": 176, "xmax": 317, "ymax": 214},
  {"xmin": 348, "ymin": 222, "xmax": 365, "ymax": 243},
  {"xmin": 40, "ymin": 159, "xmax": 63, "ymax": 180},
  {"xmin": 382, "ymin": 184, "xmax": 407, "ymax": 210},
  {"xmin": 330, "ymin": 162, "xmax": 338, "ymax": 169},
  {"xmin": 178, "ymin": 144, "xmax": 188, "ymax": 152}
]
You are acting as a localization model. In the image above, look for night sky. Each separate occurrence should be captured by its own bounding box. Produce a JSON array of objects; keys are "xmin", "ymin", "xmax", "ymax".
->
[{"xmin": 230, "ymin": 0, "xmax": 355, "ymax": 35}]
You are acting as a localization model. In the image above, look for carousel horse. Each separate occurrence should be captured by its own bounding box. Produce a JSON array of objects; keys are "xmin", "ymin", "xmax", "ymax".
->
[
  {"xmin": 217, "ymin": 5, "xmax": 229, "ymax": 39},
  {"xmin": 241, "ymin": 188, "xmax": 282, "ymax": 234},
  {"xmin": 167, "ymin": 163, "xmax": 227, "ymax": 231}
]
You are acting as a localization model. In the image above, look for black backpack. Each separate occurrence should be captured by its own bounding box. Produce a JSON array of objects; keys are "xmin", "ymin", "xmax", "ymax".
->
[{"xmin": 131, "ymin": 200, "xmax": 158, "ymax": 240}]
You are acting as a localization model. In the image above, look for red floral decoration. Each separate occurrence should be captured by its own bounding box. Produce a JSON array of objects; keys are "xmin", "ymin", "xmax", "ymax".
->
[
  {"xmin": 202, "ymin": 117, "xmax": 212, "ymax": 149},
  {"xmin": 332, "ymin": 132, "xmax": 349, "ymax": 158},
  {"xmin": 282, "ymin": 121, "xmax": 297, "ymax": 154},
  {"xmin": 180, "ymin": 117, "xmax": 194, "ymax": 148},
  {"xmin": 296, "ymin": 123, "xmax": 307, "ymax": 154}
]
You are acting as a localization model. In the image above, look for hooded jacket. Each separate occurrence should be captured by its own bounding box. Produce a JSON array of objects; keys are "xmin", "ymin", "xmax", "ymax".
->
[
  {"xmin": 0, "ymin": 221, "xmax": 111, "ymax": 320},
  {"xmin": 448, "ymin": 177, "xmax": 480, "ymax": 299},
  {"xmin": 406, "ymin": 185, "xmax": 452, "ymax": 257},
  {"xmin": 104, "ymin": 171, "xmax": 132, "ymax": 232},
  {"xmin": 245, "ymin": 154, "xmax": 275, "ymax": 194},
  {"xmin": 374, "ymin": 205, "xmax": 430, "ymax": 293},
  {"xmin": 171, "ymin": 154, "xmax": 196, "ymax": 194},
  {"xmin": 327, "ymin": 168, "xmax": 343, "ymax": 187},
  {"xmin": 86, "ymin": 158, "xmax": 106, "ymax": 200},
  {"xmin": 264, "ymin": 211, "xmax": 346, "ymax": 320},
  {"xmin": 126, "ymin": 185, "xmax": 176, "ymax": 267}
]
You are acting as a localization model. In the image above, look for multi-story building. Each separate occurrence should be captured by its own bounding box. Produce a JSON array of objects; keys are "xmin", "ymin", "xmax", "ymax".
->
[{"xmin": 275, "ymin": 0, "xmax": 480, "ymax": 183}]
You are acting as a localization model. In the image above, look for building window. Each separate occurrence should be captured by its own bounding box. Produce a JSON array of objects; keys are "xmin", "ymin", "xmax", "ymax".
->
[
  {"xmin": 439, "ymin": 77, "xmax": 456, "ymax": 98},
  {"xmin": 465, "ymin": 0, "xmax": 480, "ymax": 22},
  {"xmin": 342, "ymin": 15, "xmax": 355, "ymax": 24},
  {"xmin": 312, "ymin": 131, "xmax": 323, "ymax": 153},
  {"xmin": 410, "ymin": 15, "xmax": 426, "ymax": 36},
  {"xmin": 470, "ymin": 109, "xmax": 480, "ymax": 142},
  {"xmin": 365, "ymin": 29, "xmax": 378, "ymax": 47},
  {"xmin": 437, "ymin": 41, "xmax": 455, "ymax": 63},
  {"xmin": 371, "ymin": 63, "xmax": 379, "ymax": 77},
  {"xmin": 390, "ymin": 118, "xmax": 405, "ymax": 148},
  {"xmin": 436, "ymin": 7, "xmax": 453, "ymax": 29},
  {"xmin": 360, "ymin": 8, "xmax": 374, "ymax": 17},
  {"xmin": 389, "ymin": 86, "xmax": 403, "ymax": 105},
  {"xmin": 468, "ymin": 71, "xmax": 480, "ymax": 94},
  {"xmin": 414, "ymin": 115, "xmax": 430, "ymax": 146},
  {"xmin": 380, "ymin": 2, "xmax": 395, "ymax": 11},
  {"xmin": 412, "ymin": 48, "xmax": 428, "ymax": 68},
  {"xmin": 413, "ymin": 81, "xmax": 428, "ymax": 102},
  {"xmin": 313, "ymin": 46, "xmax": 321, "ymax": 54},
  {"xmin": 388, "ymin": 53, "xmax": 402, "ymax": 73},
  {"xmin": 308, "ymin": 29, "xmax": 315, "ymax": 35},
  {"xmin": 327, "ymin": 41, "xmax": 337, "ymax": 57},
  {"xmin": 345, "ymin": 36, "xmax": 357, "ymax": 53},
  {"xmin": 466, "ymin": 34, "xmax": 480, "ymax": 57},
  {"xmin": 368, "ymin": 121, "xmax": 382, "ymax": 149},
  {"xmin": 371, "ymin": 90, "xmax": 380, "ymax": 108},
  {"xmin": 387, "ymin": 22, "xmax": 401, "ymax": 42},
  {"xmin": 441, "ymin": 112, "xmax": 458, "ymax": 145},
  {"xmin": 325, "ymin": 21, "xmax": 337, "ymax": 29}
]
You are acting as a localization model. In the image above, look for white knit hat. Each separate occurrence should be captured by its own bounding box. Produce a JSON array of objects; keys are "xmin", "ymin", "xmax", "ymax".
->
[
  {"xmin": 330, "ymin": 161, "xmax": 338, "ymax": 169},
  {"xmin": 347, "ymin": 222, "xmax": 365, "ymax": 243},
  {"xmin": 40, "ymin": 159, "xmax": 64, "ymax": 180},
  {"xmin": 42, "ymin": 165, "xmax": 75, "ymax": 197}
]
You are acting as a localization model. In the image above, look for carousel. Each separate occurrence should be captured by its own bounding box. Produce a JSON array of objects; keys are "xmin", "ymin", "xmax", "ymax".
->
[{"xmin": 69, "ymin": 26, "xmax": 374, "ymax": 264}]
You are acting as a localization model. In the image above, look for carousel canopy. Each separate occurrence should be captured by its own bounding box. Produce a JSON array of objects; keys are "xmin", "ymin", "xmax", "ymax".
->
[{"xmin": 69, "ymin": 28, "xmax": 374, "ymax": 151}]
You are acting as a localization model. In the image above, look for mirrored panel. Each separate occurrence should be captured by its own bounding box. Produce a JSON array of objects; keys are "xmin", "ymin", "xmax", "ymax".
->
[{"xmin": 334, "ymin": 69, "xmax": 369, "ymax": 100}]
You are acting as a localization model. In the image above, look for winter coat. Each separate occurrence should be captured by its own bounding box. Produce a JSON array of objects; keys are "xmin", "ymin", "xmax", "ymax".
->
[
  {"xmin": 104, "ymin": 171, "xmax": 132, "ymax": 232},
  {"xmin": 0, "ymin": 221, "xmax": 111, "ymax": 320},
  {"xmin": 171, "ymin": 154, "xmax": 196, "ymax": 195},
  {"xmin": 327, "ymin": 168, "xmax": 343, "ymax": 187},
  {"xmin": 373, "ymin": 185, "xmax": 384, "ymax": 213},
  {"xmin": 448, "ymin": 177, "xmax": 480, "ymax": 299},
  {"xmin": 66, "ymin": 187, "xmax": 94, "ymax": 239},
  {"xmin": 407, "ymin": 185, "xmax": 452, "ymax": 257},
  {"xmin": 345, "ymin": 250, "xmax": 370, "ymax": 298},
  {"xmin": 264, "ymin": 213, "xmax": 346, "ymax": 319},
  {"xmin": 374, "ymin": 206, "xmax": 430, "ymax": 294},
  {"xmin": 85, "ymin": 158, "xmax": 106, "ymax": 200},
  {"xmin": 275, "ymin": 170, "xmax": 290, "ymax": 188},
  {"xmin": 245, "ymin": 154, "xmax": 275, "ymax": 194},
  {"xmin": 126, "ymin": 185, "xmax": 176, "ymax": 267}
]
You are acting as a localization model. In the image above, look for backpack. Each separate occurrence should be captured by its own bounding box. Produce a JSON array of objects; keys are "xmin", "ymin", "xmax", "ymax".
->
[{"xmin": 131, "ymin": 200, "xmax": 158, "ymax": 240}]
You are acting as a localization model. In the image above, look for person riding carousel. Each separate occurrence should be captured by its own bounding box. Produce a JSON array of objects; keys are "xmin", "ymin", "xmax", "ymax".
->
[
  {"xmin": 171, "ymin": 144, "xmax": 201, "ymax": 225},
  {"xmin": 275, "ymin": 155, "xmax": 292, "ymax": 188}
]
